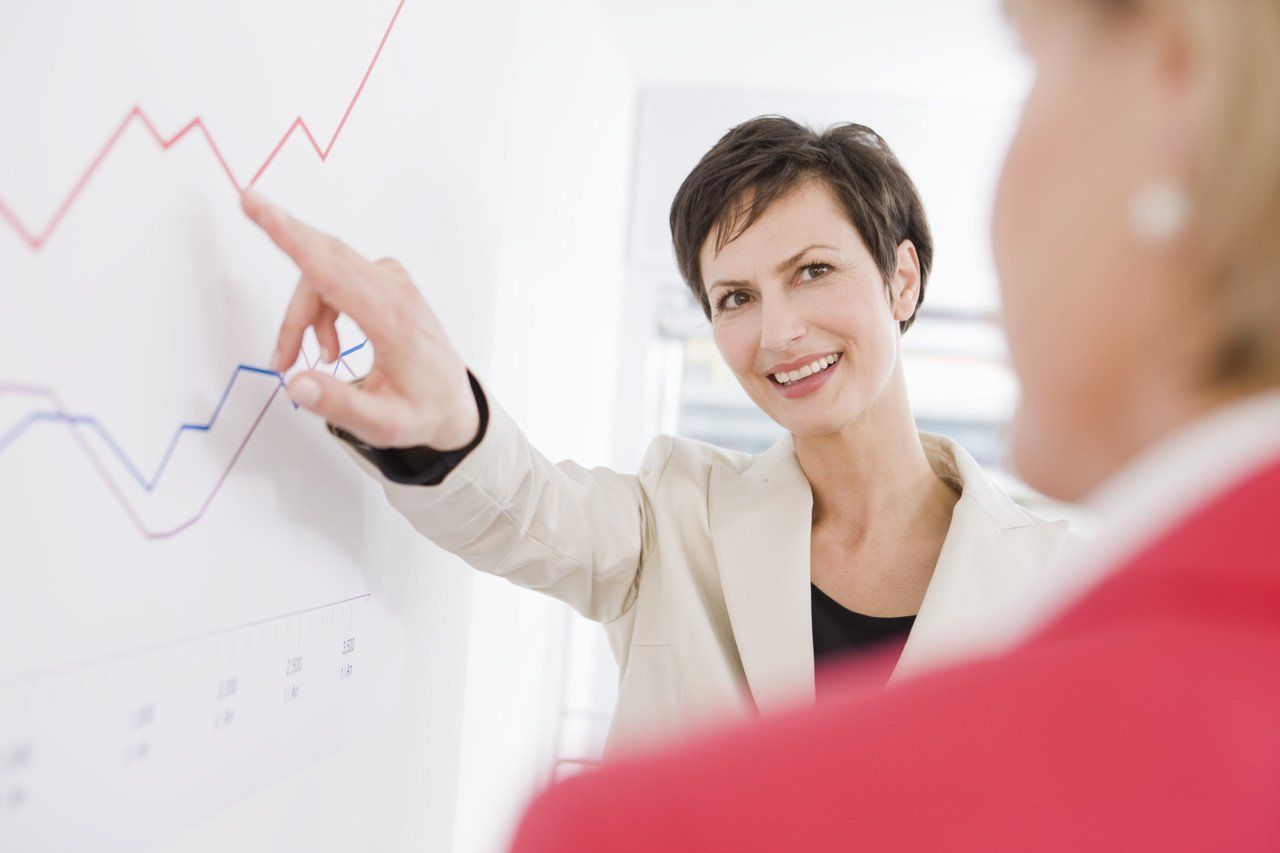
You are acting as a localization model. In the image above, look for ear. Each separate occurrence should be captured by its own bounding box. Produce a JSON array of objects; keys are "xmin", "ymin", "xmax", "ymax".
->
[
  {"xmin": 1132, "ymin": 2, "xmax": 1205, "ymax": 178},
  {"xmin": 889, "ymin": 240, "xmax": 922, "ymax": 324}
]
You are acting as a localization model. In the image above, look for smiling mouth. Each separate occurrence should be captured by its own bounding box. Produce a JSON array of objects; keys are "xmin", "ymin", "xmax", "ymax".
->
[{"xmin": 770, "ymin": 353, "xmax": 842, "ymax": 386}]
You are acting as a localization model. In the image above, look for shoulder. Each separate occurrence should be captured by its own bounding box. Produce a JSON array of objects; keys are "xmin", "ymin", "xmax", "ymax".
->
[
  {"xmin": 637, "ymin": 433, "xmax": 775, "ymax": 486},
  {"xmin": 921, "ymin": 431, "xmax": 1061, "ymax": 531},
  {"xmin": 513, "ymin": 610, "xmax": 1279, "ymax": 851}
]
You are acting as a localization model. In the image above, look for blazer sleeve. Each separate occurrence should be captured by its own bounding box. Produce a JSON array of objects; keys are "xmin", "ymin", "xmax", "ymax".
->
[{"xmin": 336, "ymin": 383, "xmax": 676, "ymax": 623}]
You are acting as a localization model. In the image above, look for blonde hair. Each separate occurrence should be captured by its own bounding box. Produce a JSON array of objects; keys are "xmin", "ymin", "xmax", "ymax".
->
[
  {"xmin": 1008, "ymin": 0, "xmax": 1280, "ymax": 391},
  {"xmin": 1186, "ymin": 1, "xmax": 1280, "ymax": 389}
]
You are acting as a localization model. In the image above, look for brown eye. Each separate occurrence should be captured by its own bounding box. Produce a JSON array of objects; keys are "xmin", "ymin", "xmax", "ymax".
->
[
  {"xmin": 717, "ymin": 290, "xmax": 752, "ymax": 312},
  {"xmin": 800, "ymin": 263, "xmax": 831, "ymax": 281}
]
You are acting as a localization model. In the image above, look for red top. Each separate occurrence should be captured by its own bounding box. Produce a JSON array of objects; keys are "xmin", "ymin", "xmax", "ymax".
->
[{"xmin": 513, "ymin": 458, "xmax": 1280, "ymax": 852}]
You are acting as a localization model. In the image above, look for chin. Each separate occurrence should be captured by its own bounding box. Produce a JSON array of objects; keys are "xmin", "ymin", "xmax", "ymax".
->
[
  {"xmin": 767, "ymin": 400, "xmax": 866, "ymax": 439},
  {"xmin": 1006, "ymin": 404, "xmax": 1087, "ymax": 503}
]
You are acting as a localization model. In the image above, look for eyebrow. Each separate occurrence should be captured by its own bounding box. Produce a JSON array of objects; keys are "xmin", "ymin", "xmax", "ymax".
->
[
  {"xmin": 774, "ymin": 244, "xmax": 838, "ymax": 275},
  {"xmin": 707, "ymin": 243, "xmax": 840, "ymax": 294}
]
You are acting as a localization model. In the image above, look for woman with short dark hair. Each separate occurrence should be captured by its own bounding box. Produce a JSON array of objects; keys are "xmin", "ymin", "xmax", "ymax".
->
[{"xmin": 240, "ymin": 115, "xmax": 1072, "ymax": 752}]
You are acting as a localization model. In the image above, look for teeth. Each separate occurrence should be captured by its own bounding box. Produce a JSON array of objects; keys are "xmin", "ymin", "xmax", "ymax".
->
[{"xmin": 773, "ymin": 353, "xmax": 839, "ymax": 386}]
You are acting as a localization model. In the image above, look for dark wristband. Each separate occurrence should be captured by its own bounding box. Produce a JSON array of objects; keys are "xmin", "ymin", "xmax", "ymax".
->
[{"xmin": 327, "ymin": 370, "xmax": 490, "ymax": 486}]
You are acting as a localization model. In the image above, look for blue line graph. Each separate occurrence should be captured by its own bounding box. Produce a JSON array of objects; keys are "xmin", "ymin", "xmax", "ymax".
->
[{"xmin": 0, "ymin": 340, "xmax": 367, "ymax": 493}]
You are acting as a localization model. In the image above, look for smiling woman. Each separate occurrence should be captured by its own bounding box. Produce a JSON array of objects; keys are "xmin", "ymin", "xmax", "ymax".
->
[
  {"xmin": 667, "ymin": 117, "xmax": 1060, "ymax": 626},
  {"xmin": 241, "ymin": 114, "xmax": 1076, "ymax": 754}
]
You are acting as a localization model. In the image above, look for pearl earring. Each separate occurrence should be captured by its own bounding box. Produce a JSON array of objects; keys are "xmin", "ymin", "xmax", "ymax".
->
[{"xmin": 1129, "ymin": 178, "xmax": 1191, "ymax": 244}]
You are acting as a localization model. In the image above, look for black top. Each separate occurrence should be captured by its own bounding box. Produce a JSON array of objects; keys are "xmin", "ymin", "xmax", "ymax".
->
[{"xmin": 811, "ymin": 583, "xmax": 916, "ymax": 663}]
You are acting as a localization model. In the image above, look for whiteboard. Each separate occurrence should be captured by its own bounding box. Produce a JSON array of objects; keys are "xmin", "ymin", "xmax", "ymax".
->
[
  {"xmin": 0, "ymin": 2, "xmax": 427, "ymax": 848},
  {"xmin": 0, "ymin": 0, "xmax": 636, "ymax": 848}
]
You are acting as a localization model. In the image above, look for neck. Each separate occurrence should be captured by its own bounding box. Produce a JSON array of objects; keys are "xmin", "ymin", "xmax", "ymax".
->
[{"xmin": 794, "ymin": 361, "xmax": 952, "ymax": 535}]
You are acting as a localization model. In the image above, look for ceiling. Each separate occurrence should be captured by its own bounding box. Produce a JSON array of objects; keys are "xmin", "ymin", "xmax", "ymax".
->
[{"xmin": 592, "ymin": 0, "xmax": 1031, "ymax": 102}]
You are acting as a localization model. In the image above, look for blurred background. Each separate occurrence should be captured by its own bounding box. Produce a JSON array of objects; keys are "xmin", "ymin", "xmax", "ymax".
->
[{"xmin": 0, "ymin": 1, "xmax": 1082, "ymax": 851}]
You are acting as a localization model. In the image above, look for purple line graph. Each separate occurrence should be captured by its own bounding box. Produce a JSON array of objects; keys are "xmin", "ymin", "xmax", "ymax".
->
[{"xmin": 0, "ymin": 339, "xmax": 366, "ymax": 540}]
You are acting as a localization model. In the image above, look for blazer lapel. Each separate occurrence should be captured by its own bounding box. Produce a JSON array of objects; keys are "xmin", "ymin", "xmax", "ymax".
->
[
  {"xmin": 892, "ymin": 434, "xmax": 1072, "ymax": 680},
  {"xmin": 707, "ymin": 431, "xmax": 1070, "ymax": 704},
  {"xmin": 709, "ymin": 437, "xmax": 815, "ymax": 715}
]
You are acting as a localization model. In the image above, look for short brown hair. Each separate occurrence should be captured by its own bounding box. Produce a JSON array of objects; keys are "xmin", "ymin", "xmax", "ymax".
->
[{"xmin": 669, "ymin": 116, "xmax": 934, "ymax": 332}]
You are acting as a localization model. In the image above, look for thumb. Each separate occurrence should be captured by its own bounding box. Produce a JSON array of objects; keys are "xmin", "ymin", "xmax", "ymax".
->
[{"xmin": 287, "ymin": 371, "xmax": 412, "ymax": 448}]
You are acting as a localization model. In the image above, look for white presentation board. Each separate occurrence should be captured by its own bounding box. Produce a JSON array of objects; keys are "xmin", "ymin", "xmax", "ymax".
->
[
  {"xmin": 0, "ymin": 0, "xmax": 639, "ymax": 847},
  {"xmin": 0, "ymin": 3, "xmax": 421, "ymax": 849}
]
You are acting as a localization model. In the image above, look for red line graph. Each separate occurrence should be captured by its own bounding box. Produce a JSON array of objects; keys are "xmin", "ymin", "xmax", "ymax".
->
[{"xmin": 0, "ymin": 0, "xmax": 407, "ymax": 250}]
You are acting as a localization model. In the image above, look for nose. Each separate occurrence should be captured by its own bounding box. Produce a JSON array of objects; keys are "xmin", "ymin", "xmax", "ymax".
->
[{"xmin": 759, "ymin": 291, "xmax": 806, "ymax": 354}]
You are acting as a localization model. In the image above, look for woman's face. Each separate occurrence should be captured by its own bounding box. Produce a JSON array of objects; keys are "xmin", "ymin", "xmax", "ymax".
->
[
  {"xmin": 701, "ymin": 178, "xmax": 920, "ymax": 438},
  {"xmin": 993, "ymin": 4, "xmax": 1199, "ymax": 500}
]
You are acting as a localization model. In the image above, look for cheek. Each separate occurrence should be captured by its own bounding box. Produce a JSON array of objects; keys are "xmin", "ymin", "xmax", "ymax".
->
[
  {"xmin": 994, "ymin": 70, "xmax": 1156, "ymax": 490},
  {"xmin": 712, "ymin": 319, "xmax": 758, "ymax": 379},
  {"xmin": 994, "ymin": 75, "xmax": 1127, "ymax": 384},
  {"xmin": 995, "ymin": 106, "xmax": 1090, "ymax": 462},
  {"xmin": 816, "ymin": 284, "xmax": 894, "ymax": 359},
  {"xmin": 993, "ymin": 85, "xmax": 1058, "ymax": 323},
  {"xmin": 993, "ymin": 122, "xmax": 1049, "ymax": 377}
]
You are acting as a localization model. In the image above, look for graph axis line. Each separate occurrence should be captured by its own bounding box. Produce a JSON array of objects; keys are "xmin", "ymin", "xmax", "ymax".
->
[{"xmin": 0, "ymin": 593, "xmax": 372, "ymax": 689}]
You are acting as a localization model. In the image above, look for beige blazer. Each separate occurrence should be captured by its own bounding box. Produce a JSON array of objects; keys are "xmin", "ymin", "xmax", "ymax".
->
[{"xmin": 344, "ymin": 394, "xmax": 1071, "ymax": 753}]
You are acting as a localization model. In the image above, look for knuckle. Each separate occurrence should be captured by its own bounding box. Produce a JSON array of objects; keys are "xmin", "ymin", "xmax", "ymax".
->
[
  {"xmin": 395, "ymin": 279, "xmax": 419, "ymax": 304},
  {"xmin": 372, "ymin": 258, "xmax": 414, "ymax": 297}
]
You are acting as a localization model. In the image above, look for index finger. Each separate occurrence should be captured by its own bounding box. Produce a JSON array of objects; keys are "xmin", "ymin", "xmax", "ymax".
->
[
  {"xmin": 241, "ymin": 189, "xmax": 330, "ymax": 267},
  {"xmin": 241, "ymin": 190, "xmax": 393, "ymax": 338}
]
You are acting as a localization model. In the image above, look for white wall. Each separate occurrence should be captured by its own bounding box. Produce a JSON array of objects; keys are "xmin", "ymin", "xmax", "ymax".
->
[
  {"xmin": 596, "ymin": 0, "xmax": 1026, "ymax": 102},
  {"xmin": 452, "ymin": 1, "xmax": 636, "ymax": 850}
]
